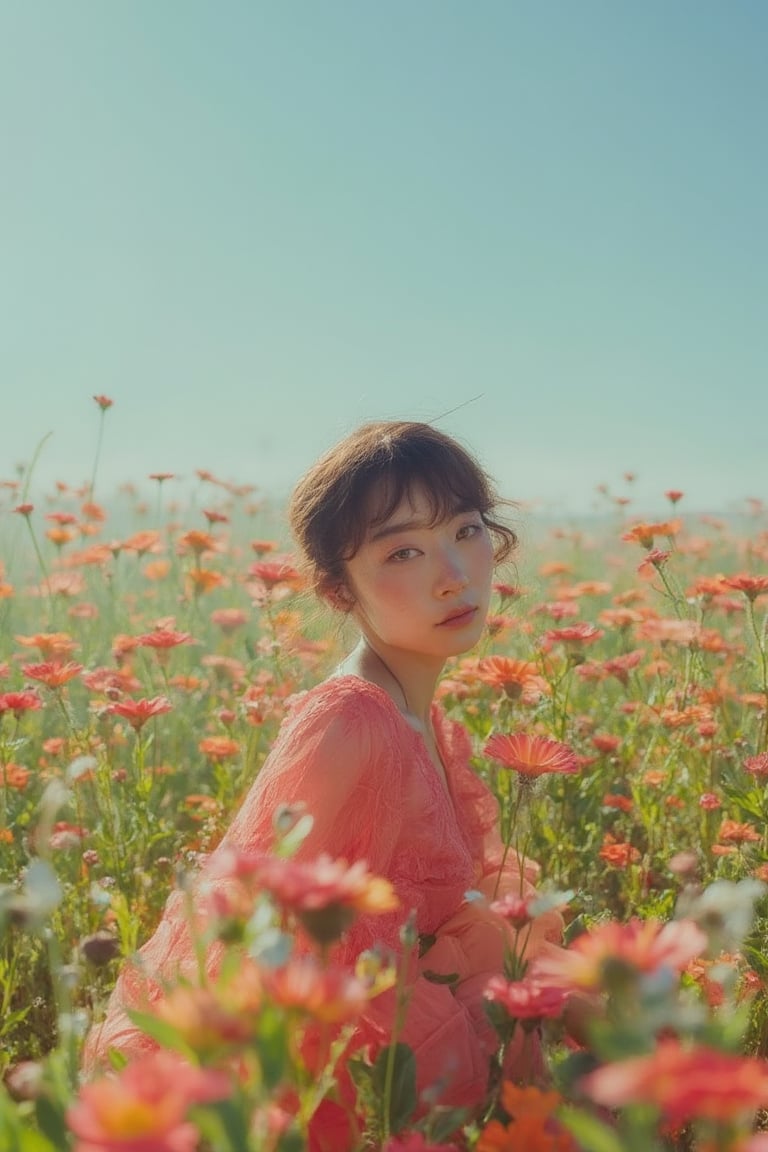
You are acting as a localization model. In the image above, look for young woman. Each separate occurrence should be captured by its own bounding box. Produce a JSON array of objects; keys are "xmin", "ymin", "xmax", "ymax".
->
[{"xmin": 83, "ymin": 421, "xmax": 564, "ymax": 1120}]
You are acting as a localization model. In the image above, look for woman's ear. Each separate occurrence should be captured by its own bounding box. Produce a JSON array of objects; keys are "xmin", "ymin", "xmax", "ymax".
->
[{"xmin": 320, "ymin": 582, "xmax": 355, "ymax": 613}]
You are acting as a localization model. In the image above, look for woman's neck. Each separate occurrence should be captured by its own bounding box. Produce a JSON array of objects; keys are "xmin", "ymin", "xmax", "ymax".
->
[{"xmin": 340, "ymin": 638, "xmax": 442, "ymax": 727}]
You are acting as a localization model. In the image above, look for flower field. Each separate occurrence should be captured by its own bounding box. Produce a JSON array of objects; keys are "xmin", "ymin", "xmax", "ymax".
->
[{"xmin": 2, "ymin": 402, "xmax": 768, "ymax": 1150}]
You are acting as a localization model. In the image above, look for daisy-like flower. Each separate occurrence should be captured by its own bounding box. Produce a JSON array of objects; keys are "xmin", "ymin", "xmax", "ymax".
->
[
  {"xmin": 198, "ymin": 736, "xmax": 240, "ymax": 760},
  {"xmin": 262, "ymin": 957, "xmax": 369, "ymax": 1024},
  {"xmin": 105, "ymin": 696, "xmax": 173, "ymax": 732},
  {"xmin": 485, "ymin": 733, "xmax": 579, "ymax": 778},
  {"xmin": 22, "ymin": 661, "xmax": 84, "ymax": 688},
  {"xmin": 721, "ymin": 573, "xmax": 768, "ymax": 601},
  {"xmin": 745, "ymin": 753, "xmax": 768, "ymax": 778},
  {"xmin": 472, "ymin": 657, "xmax": 549, "ymax": 704},
  {"xmin": 580, "ymin": 1038, "xmax": 768, "ymax": 1128},
  {"xmin": 544, "ymin": 622, "xmax": 604, "ymax": 647},
  {"xmin": 209, "ymin": 848, "xmax": 398, "ymax": 944},
  {"xmin": 529, "ymin": 917, "xmax": 707, "ymax": 992},
  {"xmin": 66, "ymin": 1052, "xmax": 229, "ymax": 1152},
  {"xmin": 484, "ymin": 975, "xmax": 568, "ymax": 1022},
  {"xmin": 0, "ymin": 690, "xmax": 42, "ymax": 718}
]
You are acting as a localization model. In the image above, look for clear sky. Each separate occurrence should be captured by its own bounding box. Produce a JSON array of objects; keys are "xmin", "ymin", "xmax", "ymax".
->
[{"xmin": 2, "ymin": 1, "xmax": 766, "ymax": 517}]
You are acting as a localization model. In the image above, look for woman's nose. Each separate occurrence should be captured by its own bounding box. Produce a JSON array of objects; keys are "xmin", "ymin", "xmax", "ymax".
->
[{"xmin": 435, "ymin": 549, "xmax": 469, "ymax": 594}]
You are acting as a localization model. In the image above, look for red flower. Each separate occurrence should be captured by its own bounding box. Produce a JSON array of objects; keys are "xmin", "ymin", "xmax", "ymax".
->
[
  {"xmin": 22, "ymin": 661, "xmax": 84, "ymax": 688},
  {"xmin": 544, "ymin": 622, "xmax": 604, "ymax": 646},
  {"xmin": 0, "ymin": 690, "xmax": 42, "ymax": 718},
  {"xmin": 92, "ymin": 394, "xmax": 114, "ymax": 410},
  {"xmin": 484, "ymin": 975, "xmax": 568, "ymax": 1021},
  {"xmin": 665, "ymin": 490, "xmax": 684, "ymax": 504},
  {"xmin": 599, "ymin": 841, "xmax": 641, "ymax": 867},
  {"xmin": 580, "ymin": 1037, "xmax": 768, "ymax": 1127},
  {"xmin": 485, "ymin": 732, "xmax": 579, "ymax": 777},
  {"xmin": 248, "ymin": 559, "xmax": 302, "ymax": 588},
  {"xmin": 105, "ymin": 696, "xmax": 173, "ymax": 731},
  {"xmin": 136, "ymin": 627, "xmax": 192, "ymax": 650},
  {"xmin": 721, "ymin": 573, "xmax": 768, "ymax": 601}
]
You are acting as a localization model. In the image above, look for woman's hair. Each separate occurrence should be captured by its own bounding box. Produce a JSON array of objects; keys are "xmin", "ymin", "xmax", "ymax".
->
[{"xmin": 288, "ymin": 421, "xmax": 517, "ymax": 599}]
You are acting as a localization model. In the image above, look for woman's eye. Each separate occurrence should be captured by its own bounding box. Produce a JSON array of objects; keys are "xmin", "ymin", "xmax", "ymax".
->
[
  {"xmin": 457, "ymin": 523, "xmax": 481, "ymax": 540},
  {"xmin": 388, "ymin": 547, "xmax": 418, "ymax": 562}
]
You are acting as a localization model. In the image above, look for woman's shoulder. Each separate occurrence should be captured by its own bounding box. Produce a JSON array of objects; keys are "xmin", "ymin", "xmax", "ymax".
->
[
  {"xmin": 282, "ymin": 674, "xmax": 405, "ymax": 745},
  {"xmin": 288, "ymin": 674, "xmax": 397, "ymax": 714}
]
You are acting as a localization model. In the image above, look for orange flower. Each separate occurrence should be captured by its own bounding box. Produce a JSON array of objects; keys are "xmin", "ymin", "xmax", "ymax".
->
[
  {"xmin": 621, "ymin": 519, "xmax": 682, "ymax": 548},
  {"xmin": 477, "ymin": 1083, "xmax": 575, "ymax": 1152},
  {"xmin": 143, "ymin": 559, "xmax": 171, "ymax": 581},
  {"xmin": 106, "ymin": 696, "xmax": 173, "ymax": 732},
  {"xmin": 15, "ymin": 631, "xmax": 77, "ymax": 659},
  {"xmin": 485, "ymin": 733, "xmax": 579, "ymax": 777},
  {"xmin": 473, "ymin": 656, "xmax": 549, "ymax": 703},
  {"xmin": 580, "ymin": 1037, "xmax": 768, "ymax": 1127},
  {"xmin": 92, "ymin": 394, "xmax": 113, "ymax": 410},
  {"xmin": 599, "ymin": 841, "xmax": 641, "ymax": 867},
  {"xmin": 122, "ymin": 530, "xmax": 163, "ymax": 556},
  {"xmin": 137, "ymin": 626, "xmax": 192, "ymax": 650},
  {"xmin": 198, "ymin": 736, "xmax": 240, "ymax": 760},
  {"xmin": 66, "ymin": 1051, "xmax": 229, "ymax": 1152},
  {"xmin": 262, "ymin": 957, "xmax": 369, "ymax": 1024},
  {"xmin": 529, "ymin": 918, "xmax": 707, "ymax": 992},
  {"xmin": 250, "ymin": 538, "xmax": 278, "ymax": 555},
  {"xmin": 187, "ymin": 567, "xmax": 225, "ymax": 594},
  {"xmin": 718, "ymin": 819, "xmax": 761, "ymax": 845},
  {"xmin": 721, "ymin": 573, "xmax": 768, "ymax": 601},
  {"xmin": 22, "ymin": 661, "xmax": 84, "ymax": 688},
  {"xmin": 177, "ymin": 529, "xmax": 218, "ymax": 557},
  {"xmin": 2, "ymin": 762, "xmax": 30, "ymax": 790}
]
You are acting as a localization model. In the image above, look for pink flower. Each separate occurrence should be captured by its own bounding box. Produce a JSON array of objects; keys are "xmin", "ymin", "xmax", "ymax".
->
[
  {"xmin": 530, "ymin": 918, "xmax": 707, "ymax": 992},
  {"xmin": 580, "ymin": 1038, "xmax": 768, "ymax": 1127},
  {"xmin": 484, "ymin": 976, "xmax": 567, "ymax": 1022},
  {"xmin": 66, "ymin": 1052, "xmax": 230, "ymax": 1152}
]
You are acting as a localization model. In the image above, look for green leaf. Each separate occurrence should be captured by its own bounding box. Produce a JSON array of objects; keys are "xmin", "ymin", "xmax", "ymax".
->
[
  {"xmin": 372, "ymin": 1042, "xmax": 417, "ymax": 1135},
  {"xmin": 256, "ymin": 1003, "xmax": 289, "ymax": 1089},
  {"xmin": 427, "ymin": 1105, "xmax": 469, "ymax": 1143},
  {"xmin": 33, "ymin": 1095, "xmax": 69, "ymax": 1152},
  {"xmin": 559, "ymin": 1106, "xmax": 627, "ymax": 1152},
  {"xmin": 422, "ymin": 970, "xmax": 459, "ymax": 986}
]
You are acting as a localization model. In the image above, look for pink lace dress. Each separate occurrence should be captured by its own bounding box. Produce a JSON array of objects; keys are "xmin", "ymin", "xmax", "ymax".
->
[{"xmin": 83, "ymin": 676, "xmax": 562, "ymax": 1109}]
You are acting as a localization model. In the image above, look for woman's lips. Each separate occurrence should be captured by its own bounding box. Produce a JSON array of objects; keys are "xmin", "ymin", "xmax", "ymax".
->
[{"xmin": 437, "ymin": 606, "xmax": 477, "ymax": 628}]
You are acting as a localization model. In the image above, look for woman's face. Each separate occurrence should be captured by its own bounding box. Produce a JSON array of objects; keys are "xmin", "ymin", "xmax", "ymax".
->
[{"xmin": 342, "ymin": 483, "xmax": 495, "ymax": 663}]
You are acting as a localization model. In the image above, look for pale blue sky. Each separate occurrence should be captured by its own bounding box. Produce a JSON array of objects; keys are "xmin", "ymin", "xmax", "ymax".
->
[{"xmin": 2, "ymin": 2, "xmax": 766, "ymax": 516}]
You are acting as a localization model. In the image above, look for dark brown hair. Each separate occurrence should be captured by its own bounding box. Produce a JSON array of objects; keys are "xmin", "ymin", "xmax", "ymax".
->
[{"xmin": 288, "ymin": 421, "xmax": 517, "ymax": 599}]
